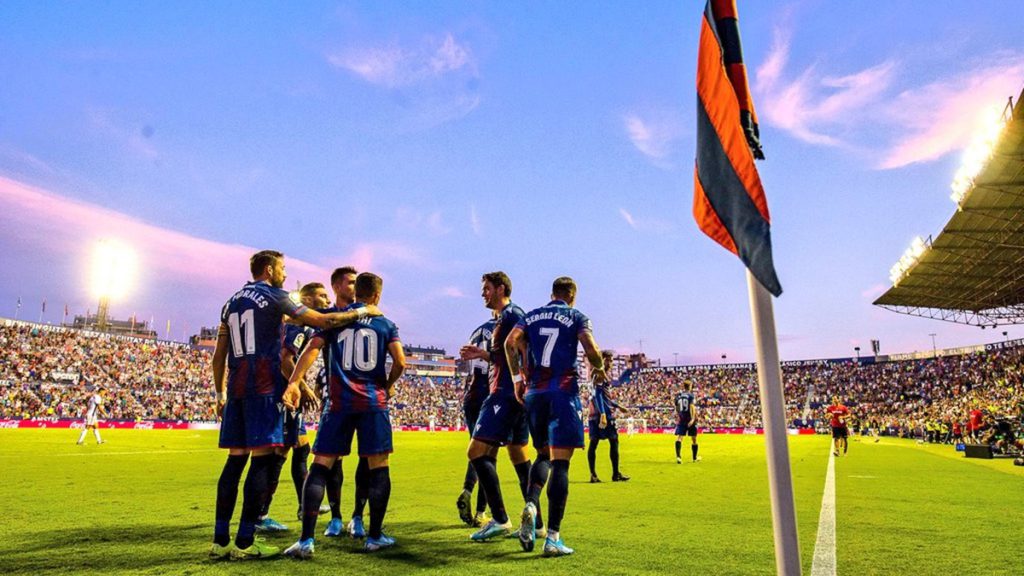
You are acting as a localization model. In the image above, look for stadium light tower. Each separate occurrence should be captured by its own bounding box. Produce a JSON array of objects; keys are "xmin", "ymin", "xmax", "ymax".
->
[{"xmin": 90, "ymin": 239, "xmax": 137, "ymax": 331}]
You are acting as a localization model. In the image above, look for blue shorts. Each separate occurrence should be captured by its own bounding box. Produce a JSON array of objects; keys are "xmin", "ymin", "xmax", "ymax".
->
[
  {"xmin": 588, "ymin": 418, "xmax": 618, "ymax": 441},
  {"xmin": 313, "ymin": 410, "xmax": 393, "ymax": 457},
  {"xmin": 472, "ymin": 394, "xmax": 529, "ymax": 446},
  {"xmin": 463, "ymin": 400, "xmax": 483, "ymax": 439},
  {"xmin": 283, "ymin": 409, "xmax": 308, "ymax": 446},
  {"xmin": 219, "ymin": 396, "xmax": 285, "ymax": 450},
  {"xmin": 675, "ymin": 416, "xmax": 698, "ymax": 437},
  {"xmin": 525, "ymin": 391, "xmax": 584, "ymax": 450}
]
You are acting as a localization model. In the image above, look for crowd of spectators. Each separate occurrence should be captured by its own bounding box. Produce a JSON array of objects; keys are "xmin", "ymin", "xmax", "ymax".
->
[{"xmin": 2, "ymin": 321, "xmax": 1022, "ymax": 444}]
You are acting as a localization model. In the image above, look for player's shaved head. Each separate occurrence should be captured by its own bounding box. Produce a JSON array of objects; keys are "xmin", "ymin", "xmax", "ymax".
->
[
  {"xmin": 250, "ymin": 250, "xmax": 284, "ymax": 279},
  {"xmin": 355, "ymin": 272, "xmax": 383, "ymax": 300},
  {"xmin": 552, "ymin": 276, "xmax": 576, "ymax": 301},
  {"xmin": 482, "ymin": 271, "xmax": 512, "ymax": 297}
]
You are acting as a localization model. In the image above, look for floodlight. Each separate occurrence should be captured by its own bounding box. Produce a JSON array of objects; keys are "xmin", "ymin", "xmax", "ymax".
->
[
  {"xmin": 949, "ymin": 105, "xmax": 1009, "ymax": 207},
  {"xmin": 91, "ymin": 239, "xmax": 137, "ymax": 300}
]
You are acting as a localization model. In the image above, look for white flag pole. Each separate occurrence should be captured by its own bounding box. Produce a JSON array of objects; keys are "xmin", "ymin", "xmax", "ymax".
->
[{"xmin": 747, "ymin": 269, "xmax": 802, "ymax": 576}]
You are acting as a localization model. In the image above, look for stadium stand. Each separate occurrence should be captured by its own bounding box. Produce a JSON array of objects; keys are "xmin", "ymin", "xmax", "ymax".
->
[{"xmin": 1, "ymin": 318, "xmax": 1021, "ymax": 455}]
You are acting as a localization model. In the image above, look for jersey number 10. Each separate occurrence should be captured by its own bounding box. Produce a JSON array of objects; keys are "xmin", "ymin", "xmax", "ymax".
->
[{"xmin": 339, "ymin": 327, "xmax": 378, "ymax": 371}]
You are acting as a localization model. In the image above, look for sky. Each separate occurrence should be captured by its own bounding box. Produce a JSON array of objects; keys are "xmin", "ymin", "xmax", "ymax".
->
[{"xmin": 1, "ymin": 1, "xmax": 1023, "ymax": 364}]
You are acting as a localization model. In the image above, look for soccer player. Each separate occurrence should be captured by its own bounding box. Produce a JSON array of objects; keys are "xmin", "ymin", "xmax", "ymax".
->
[
  {"xmin": 674, "ymin": 380, "xmax": 700, "ymax": 463},
  {"xmin": 321, "ymin": 266, "xmax": 373, "ymax": 539},
  {"xmin": 587, "ymin": 350, "xmax": 629, "ymax": 483},
  {"xmin": 462, "ymin": 272, "xmax": 539, "ymax": 542},
  {"xmin": 76, "ymin": 387, "xmax": 106, "ymax": 445},
  {"xmin": 455, "ymin": 312, "xmax": 497, "ymax": 527},
  {"xmin": 254, "ymin": 282, "xmax": 333, "ymax": 533},
  {"xmin": 209, "ymin": 250, "xmax": 380, "ymax": 560},
  {"xmin": 282, "ymin": 272, "xmax": 406, "ymax": 558},
  {"xmin": 506, "ymin": 276, "xmax": 607, "ymax": 556},
  {"xmin": 825, "ymin": 396, "xmax": 850, "ymax": 456}
]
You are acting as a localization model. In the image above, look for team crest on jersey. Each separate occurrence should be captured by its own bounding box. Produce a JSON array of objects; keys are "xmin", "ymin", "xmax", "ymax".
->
[{"xmin": 294, "ymin": 333, "xmax": 306, "ymax": 349}]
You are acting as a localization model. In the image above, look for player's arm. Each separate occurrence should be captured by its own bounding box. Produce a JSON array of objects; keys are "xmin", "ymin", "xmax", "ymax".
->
[
  {"xmin": 596, "ymin": 389, "xmax": 608, "ymax": 428},
  {"xmin": 281, "ymin": 348, "xmax": 297, "ymax": 381},
  {"xmin": 283, "ymin": 337, "xmax": 325, "ymax": 410},
  {"xmin": 504, "ymin": 326, "xmax": 528, "ymax": 402},
  {"xmin": 385, "ymin": 341, "xmax": 407, "ymax": 399},
  {"xmin": 292, "ymin": 306, "xmax": 382, "ymax": 330},
  {"xmin": 578, "ymin": 331, "xmax": 607, "ymax": 384},
  {"xmin": 211, "ymin": 322, "xmax": 230, "ymax": 417}
]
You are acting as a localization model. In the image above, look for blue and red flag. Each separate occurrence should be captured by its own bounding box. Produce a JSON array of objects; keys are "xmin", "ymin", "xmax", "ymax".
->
[{"xmin": 694, "ymin": 0, "xmax": 781, "ymax": 296}]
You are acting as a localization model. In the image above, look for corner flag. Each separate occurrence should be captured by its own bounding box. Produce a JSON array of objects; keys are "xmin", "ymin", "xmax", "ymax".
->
[{"xmin": 695, "ymin": 0, "xmax": 781, "ymax": 296}]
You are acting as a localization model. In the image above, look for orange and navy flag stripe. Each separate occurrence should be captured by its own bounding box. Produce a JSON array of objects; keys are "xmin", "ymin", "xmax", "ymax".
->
[{"xmin": 695, "ymin": 0, "xmax": 781, "ymax": 296}]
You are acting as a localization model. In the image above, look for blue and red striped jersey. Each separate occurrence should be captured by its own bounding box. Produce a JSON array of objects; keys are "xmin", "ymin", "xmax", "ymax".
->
[
  {"xmin": 320, "ymin": 302, "xmax": 401, "ymax": 413},
  {"xmin": 488, "ymin": 302, "xmax": 526, "ymax": 398},
  {"xmin": 517, "ymin": 300, "xmax": 593, "ymax": 396},
  {"xmin": 220, "ymin": 280, "xmax": 308, "ymax": 399}
]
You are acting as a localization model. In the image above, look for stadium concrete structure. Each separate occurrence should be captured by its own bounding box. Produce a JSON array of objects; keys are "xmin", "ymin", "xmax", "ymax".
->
[{"xmin": 876, "ymin": 88, "xmax": 1024, "ymax": 327}]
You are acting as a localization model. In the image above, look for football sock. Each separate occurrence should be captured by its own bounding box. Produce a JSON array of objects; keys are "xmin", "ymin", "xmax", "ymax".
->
[
  {"xmin": 352, "ymin": 457, "xmax": 369, "ymax": 518},
  {"xmin": 609, "ymin": 438, "xmax": 620, "ymax": 475},
  {"xmin": 514, "ymin": 459, "xmax": 532, "ymax": 501},
  {"xmin": 77, "ymin": 429, "xmax": 87, "ymax": 444},
  {"xmin": 367, "ymin": 467, "xmax": 391, "ymax": 539},
  {"xmin": 326, "ymin": 459, "xmax": 343, "ymax": 519},
  {"xmin": 546, "ymin": 459, "xmax": 570, "ymax": 533},
  {"xmin": 300, "ymin": 463, "xmax": 330, "ymax": 540},
  {"xmin": 291, "ymin": 444, "xmax": 310, "ymax": 507},
  {"xmin": 675, "ymin": 440, "xmax": 682, "ymax": 459},
  {"xmin": 214, "ymin": 453, "xmax": 249, "ymax": 546},
  {"xmin": 236, "ymin": 454, "xmax": 273, "ymax": 549},
  {"xmin": 692, "ymin": 443, "xmax": 699, "ymax": 461},
  {"xmin": 93, "ymin": 429, "xmax": 102, "ymax": 443},
  {"xmin": 463, "ymin": 461, "xmax": 478, "ymax": 492},
  {"xmin": 587, "ymin": 440, "xmax": 598, "ymax": 476},
  {"xmin": 525, "ymin": 456, "xmax": 548, "ymax": 531},
  {"xmin": 843, "ymin": 441, "xmax": 848, "ymax": 454},
  {"xmin": 259, "ymin": 453, "xmax": 287, "ymax": 517},
  {"xmin": 475, "ymin": 485, "xmax": 488, "ymax": 514},
  {"xmin": 471, "ymin": 455, "xmax": 508, "ymax": 524}
]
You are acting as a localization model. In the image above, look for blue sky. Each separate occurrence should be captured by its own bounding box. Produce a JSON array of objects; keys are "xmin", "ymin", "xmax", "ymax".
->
[{"xmin": 2, "ymin": 1, "xmax": 1023, "ymax": 363}]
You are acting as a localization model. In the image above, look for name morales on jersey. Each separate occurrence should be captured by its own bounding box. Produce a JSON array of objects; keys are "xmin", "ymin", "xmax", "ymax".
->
[
  {"xmin": 230, "ymin": 289, "xmax": 270, "ymax": 309},
  {"xmin": 524, "ymin": 311, "xmax": 573, "ymax": 327}
]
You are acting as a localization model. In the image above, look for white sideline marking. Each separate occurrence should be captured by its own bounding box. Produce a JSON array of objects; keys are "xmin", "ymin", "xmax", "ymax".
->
[
  {"xmin": 56, "ymin": 448, "xmax": 222, "ymax": 457},
  {"xmin": 811, "ymin": 445, "xmax": 837, "ymax": 576}
]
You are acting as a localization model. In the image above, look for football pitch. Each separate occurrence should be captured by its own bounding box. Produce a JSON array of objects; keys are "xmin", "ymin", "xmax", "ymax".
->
[{"xmin": 1, "ymin": 430, "xmax": 1021, "ymax": 575}]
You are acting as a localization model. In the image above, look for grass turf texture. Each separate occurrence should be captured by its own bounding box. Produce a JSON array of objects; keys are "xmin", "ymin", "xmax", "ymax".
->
[{"xmin": 0, "ymin": 430, "xmax": 1021, "ymax": 575}]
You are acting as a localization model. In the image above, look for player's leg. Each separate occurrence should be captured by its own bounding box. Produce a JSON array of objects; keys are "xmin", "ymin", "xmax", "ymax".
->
[
  {"xmin": 675, "ymin": 434, "xmax": 684, "ymax": 464},
  {"xmin": 322, "ymin": 457, "xmax": 344, "ymax": 536},
  {"xmin": 468, "ymin": 395, "xmax": 516, "ymax": 538},
  {"xmin": 458, "ymin": 403, "xmax": 481, "ymax": 525},
  {"xmin": 690, "ymin": 427, "xmax": 700, "ymax": 462},
  {"xmin": 92, "ymin": 424, "xmax": 103, "ymax": 444},
  {"xmin": 235, "ymin": 446, "xmax": 279, "ymax": 554},
  {"xmin": 587, "ymin": 422, "xmax": 600, "ymax": 481},
  {"xmin": 362, "ymin": 412, "xmax": 395, "ymax": 551},
  {"xmin": 610, "ymin": 426, "xmax": 628, "ymax": 480},
  {"xmin": 77, "ymin": 425, "xmax": 88, "ymax": 445},
  {"xmin": 519, "ymin": 393, "xmax": 549, "ymax": 552},
  {"xmin": 347, "ymin": 457, "xmax": 370, "ymax": 538},
  {"xmin": 542, "ymin": 393, "xmax": 584, "ymax": 556},
  {"xmin": 256, "ymin": 445, "xmax": 290, "ymax": 532},
  {"xmin": 212, "ymin": 448, "xmax": 249, "ymax": 554},
  {"xmin": 291, "ymin": 439, "xmax": 310, "ymax": 516},
  {"xmin": 510, "ymin": 411, "xmax": 544, "ymax": 533}
]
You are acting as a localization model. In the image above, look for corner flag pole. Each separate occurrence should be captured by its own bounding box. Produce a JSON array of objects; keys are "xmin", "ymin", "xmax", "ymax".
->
[{"xmin": 747, "ymin": 269, "xmax": 801, "ymax": 576}]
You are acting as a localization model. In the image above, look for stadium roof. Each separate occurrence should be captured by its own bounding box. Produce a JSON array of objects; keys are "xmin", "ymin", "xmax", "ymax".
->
[{"xmin": 874, "ymin": 88, "xmax": 1024, "ymax": 327}]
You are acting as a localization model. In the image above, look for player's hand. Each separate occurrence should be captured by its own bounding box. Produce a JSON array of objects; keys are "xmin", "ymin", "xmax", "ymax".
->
[
  {"xmin": 282, "ymin": 382, "xmax": 302, "ymax": 410},
  {"xmin": 299, "ymin": 383, "xmax": 320, "ymax": 412},
  {"xmin": 599, "ymin": 414, "xmax": 608, "ymax": 429},
  {"xmin": 362, "ymin": 305, "xmax": 383, "ymax": 318},
  {"xmin": 459, "ymin": 346, "xmax": 487, "ymax": 361},
  {"xmin": 386, "ymin": 385, "xmax": 396, "ymax": 400},
  {"xmin": 592, "ymin": 367, "xmax": 609, "ymax": 385},
  {"xmin": 215, "ymin": 395, "xmax": 227, "ymax": 418}
]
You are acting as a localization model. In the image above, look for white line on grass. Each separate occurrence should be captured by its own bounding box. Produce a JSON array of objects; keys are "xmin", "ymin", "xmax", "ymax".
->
[
  {"xmin": 811, "ymin": 444, "xmax": 837, "ymax": 576},
  {"xmin": 56, "ymin": 448, "xmax": 222, "ymax": 457}
]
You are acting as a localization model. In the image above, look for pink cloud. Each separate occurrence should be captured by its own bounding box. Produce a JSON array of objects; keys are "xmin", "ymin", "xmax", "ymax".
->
[
  {"xmin": 329, "ymin": 33, "xmax": 474, "ymax": 89},
  {"xmin": 877, "ymin": 60, "xmax": 1024, "ymax": 169},
  {"xmin": 0, "ymin": 175, "xmax": 330, "ymax": 294}
]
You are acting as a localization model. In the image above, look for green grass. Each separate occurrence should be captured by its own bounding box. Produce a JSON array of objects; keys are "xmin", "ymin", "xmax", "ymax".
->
[{"xmin": 0, "ymin": 430, "xmax": 1020, "ymax": 575}]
